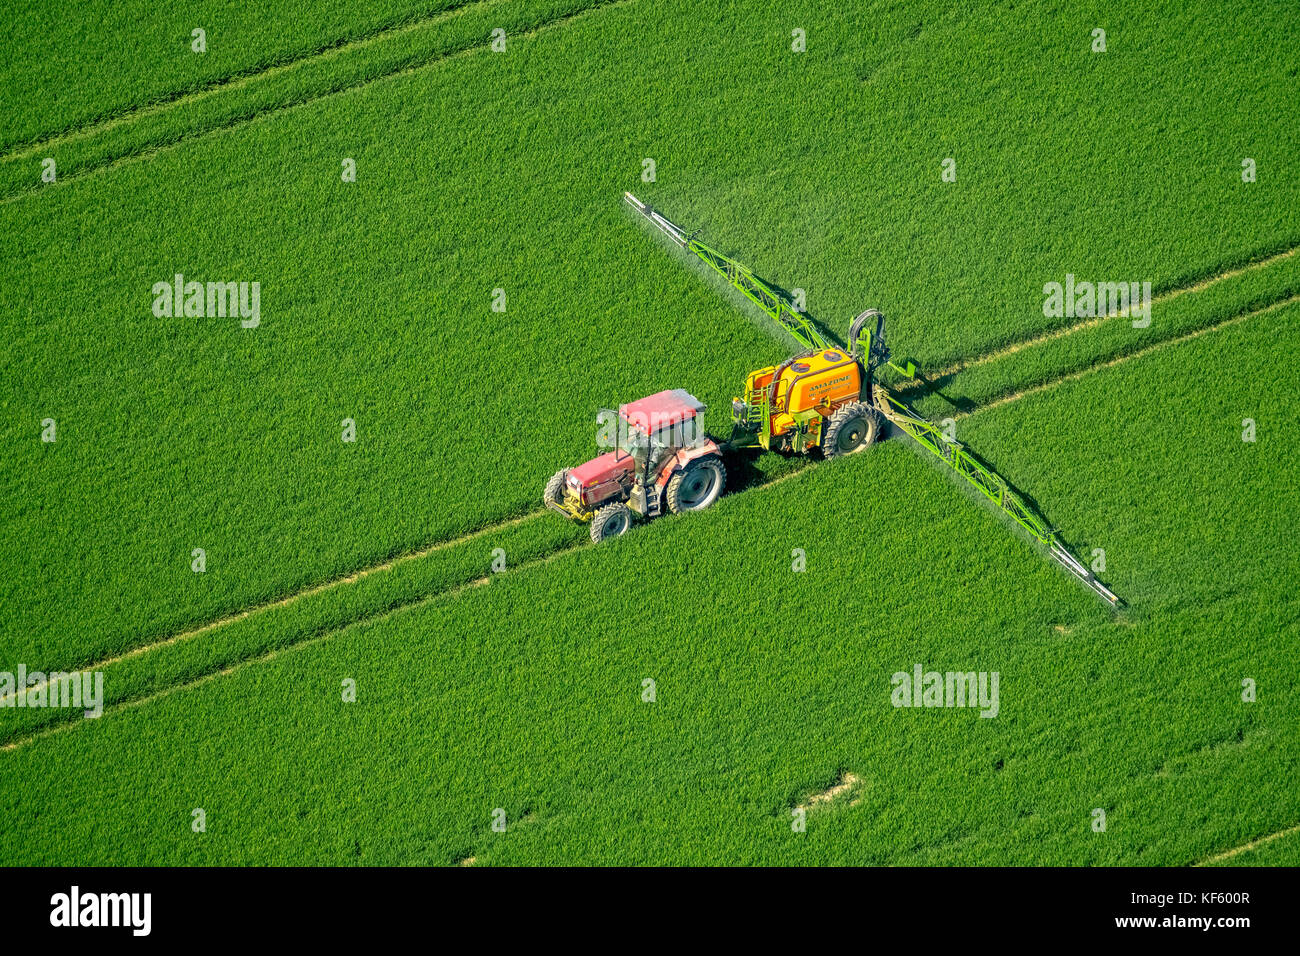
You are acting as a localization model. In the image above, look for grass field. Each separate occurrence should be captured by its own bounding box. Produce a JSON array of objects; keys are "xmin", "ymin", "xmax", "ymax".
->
[{"xmin": 1, "ymin": 0, "xmax": 1296, "ymax": 865}]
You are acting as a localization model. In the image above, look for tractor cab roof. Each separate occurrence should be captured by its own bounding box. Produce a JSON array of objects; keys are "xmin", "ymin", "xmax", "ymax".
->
[{"xmin": 619, "ymin": 389, "xmax": 705, "ymax": 434}]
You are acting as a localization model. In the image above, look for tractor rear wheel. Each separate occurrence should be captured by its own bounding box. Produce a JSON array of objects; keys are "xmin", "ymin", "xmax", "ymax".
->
[
  {"xmin": 543, "ymin": 469, "xmax": 567, "ymax": 508},
  {"xmin": 666, "ymin": 457, "xmax": 726, "ymax": 515},
  {"xmin": 823, "ymin": 402, "xmax": 879, "ymax": 457},
  {"xmin": 590, "ymin": 502, "xmax": 633, "ymax": 542}
]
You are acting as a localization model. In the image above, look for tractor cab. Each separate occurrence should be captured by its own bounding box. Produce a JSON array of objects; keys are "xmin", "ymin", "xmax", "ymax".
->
[
  {"xmin": 544, "ymin": 389, "xmax": 728, "ymax": 542},
  {"xmin": 617, "ymin": 388, "xmax": 708, "ymax": 462}
]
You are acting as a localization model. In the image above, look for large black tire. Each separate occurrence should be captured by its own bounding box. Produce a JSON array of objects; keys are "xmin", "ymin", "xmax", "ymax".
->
[
  {"xmin": 543, "ymin": 469, "xmax": 567, "ymax": 507},
  {"xmin": 590, "ymin": 502, "xmax": 633, "ymax": 542},
  {"xmin": 665, "ymin": 456, "xmax": 726, "ymax": 515},
  {"xmin": 823, "ymin": 402, "xmax": 879, "ymax": 458}
]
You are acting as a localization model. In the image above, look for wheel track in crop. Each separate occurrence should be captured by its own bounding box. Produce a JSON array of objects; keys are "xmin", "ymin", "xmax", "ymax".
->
[
  {"xmin": 5, "ymin": 291, "xmax": 1295, "ymax": 866},
  {"xmin": 0, "ymin": 509, "xmax": 545, "ymax": 709},
  {"xmin": 0, "ymin": 535, "xmax": 584, "ymax": 753},
  {"xmin": 3, "ymin": 7, "xmax": 1295, "ymax": 867},
  {"xmin": 0, "ymin": 0, "xmax": 498, "ymax": 159},
  {"xmin": 7, "ymin": 290, "xmax": 1296, "ymax": 743},
  {"xmin": 3, "ymin": 239, "xmax": 1286, "ymax": 703},
  {"xmin": 0, "ymin": 462, "xmax": 817, "ymax": 751},
  {"xmin": 955, "ymin": 292, "xmax": 1300, "ymax": 420},
  {"xmin": 896, "ymin": 244, "xmax": 1299, "ymax": 397},
  {"xmin": 1194, "ymin": 821, "xmax": 1300, "ymax": 866},
  {"xmin": 0, "ymin": 0, "xmax": 639, "ymax": 205}
]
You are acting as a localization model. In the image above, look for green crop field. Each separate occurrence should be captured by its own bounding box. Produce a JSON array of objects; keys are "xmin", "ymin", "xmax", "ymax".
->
[{"xmin": 2, "ymin": 0, "xmax": 1297, "ymax": 868}]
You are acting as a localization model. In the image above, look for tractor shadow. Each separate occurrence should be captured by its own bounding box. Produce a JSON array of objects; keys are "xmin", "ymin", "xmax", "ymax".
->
[{"xmin": 719, "ymin": 446, "xmax": 803, "ymax": 497}]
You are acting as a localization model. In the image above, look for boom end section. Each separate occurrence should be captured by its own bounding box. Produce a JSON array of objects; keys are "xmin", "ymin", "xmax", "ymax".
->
[
  {"xmin": 623, "ymin": 191, "xmax": 688, "ymax": 247},
  {"xmin": 1049, "ymin": 543, "xmax": 1125, "ymax": 609}
]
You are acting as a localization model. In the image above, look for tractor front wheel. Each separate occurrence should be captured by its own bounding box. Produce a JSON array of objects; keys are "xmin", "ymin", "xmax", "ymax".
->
[
  {"xmin": 666, "ymin": 457, "xmax": 726, "ymax": 515},
  {"xmin": 823, "ymin": 402, "xmax": 879, "ymax": 457},
  {"xmin": 543, "ymin": 469, "xmax": 567, "ymax": 508},
  {"xmin": 590, "ymin": 502, "xmax": 633, "ymax": 543}
]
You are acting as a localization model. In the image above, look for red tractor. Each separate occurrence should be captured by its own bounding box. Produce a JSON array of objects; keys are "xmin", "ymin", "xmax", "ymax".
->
[{"xmin": 544, "ymin": 389, "xmax": 727, "ymax": 542}]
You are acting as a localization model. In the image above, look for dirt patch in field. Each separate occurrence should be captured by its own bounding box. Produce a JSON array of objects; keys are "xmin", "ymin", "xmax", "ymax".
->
[{"xmin": 798, "ymin": 772, "xmax": 864, "ymax": 811}]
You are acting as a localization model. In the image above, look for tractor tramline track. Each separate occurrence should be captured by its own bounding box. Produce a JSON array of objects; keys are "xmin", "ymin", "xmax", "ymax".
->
[
  {"xmin": 588, "ymin": 192, "xmax": 1123, "ymax": 608},
  {"xmin": 24, "ymin": 269, "xmax": 1293, "ymax": 741},
  {"xmin": 7, "ymin": 196, "xmax": 1138, "ymax": 713},
  {"xmin": 28, "ymin": 264, "xmax": 1286, "ymax": 731}
]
